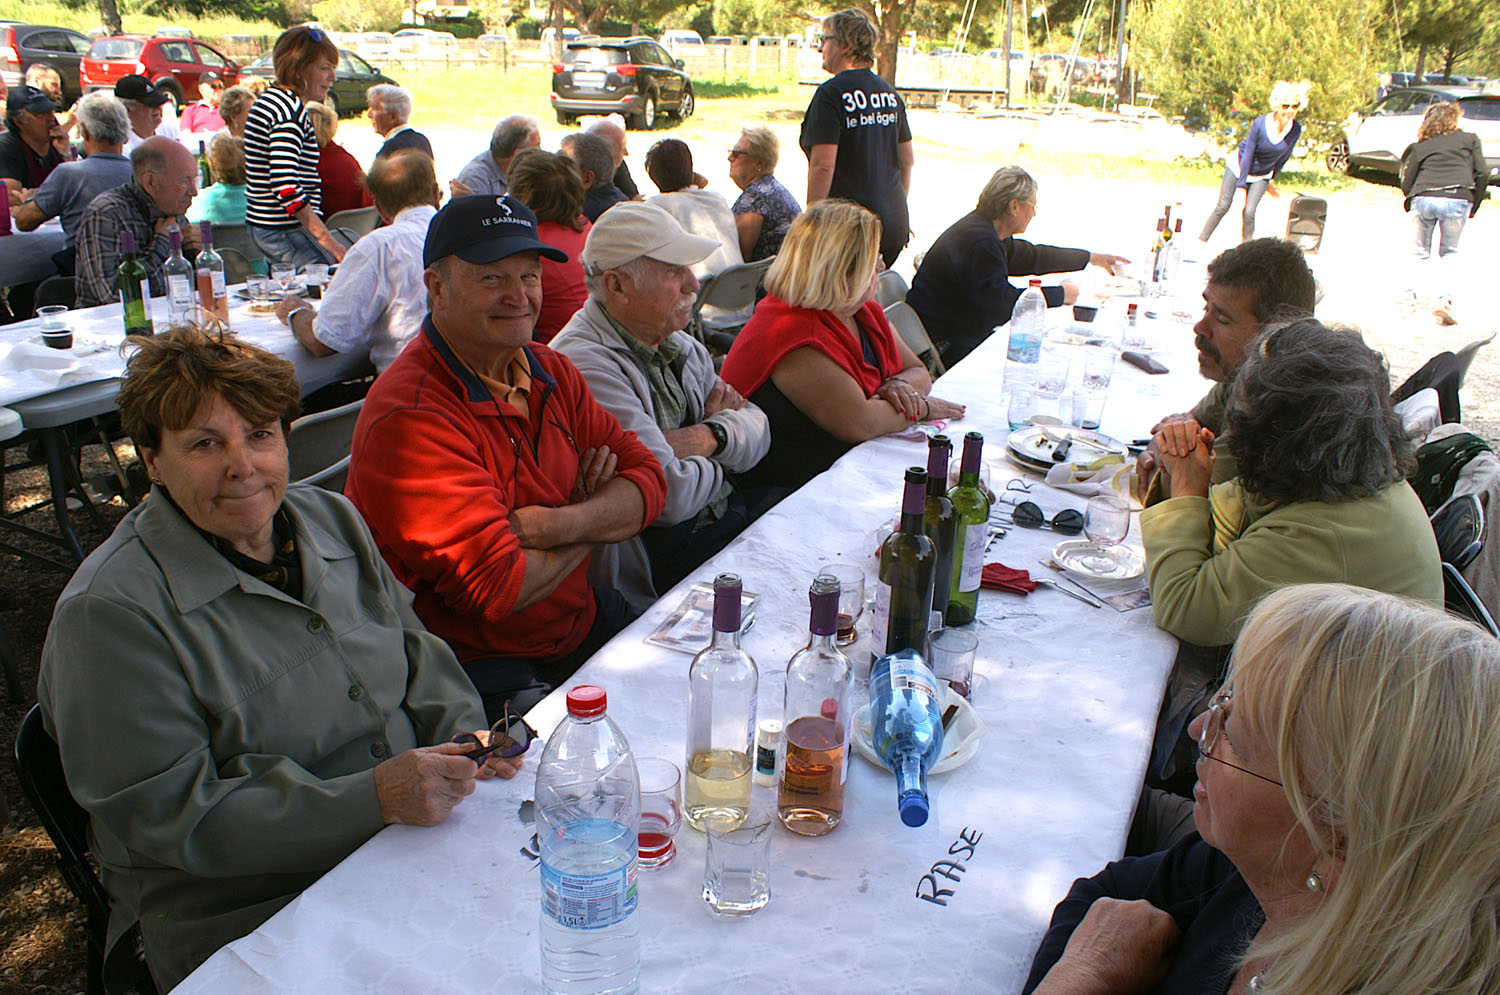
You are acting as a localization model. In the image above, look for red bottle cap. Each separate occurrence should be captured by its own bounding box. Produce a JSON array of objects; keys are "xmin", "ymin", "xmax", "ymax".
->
[{"xmin": 566, "ymin": 685, "xmax": 607, "ymax": 717}]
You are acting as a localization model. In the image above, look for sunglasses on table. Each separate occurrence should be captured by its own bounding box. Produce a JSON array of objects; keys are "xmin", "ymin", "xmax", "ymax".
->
[
  {"xmin": 453, "ymin": 707, "xmax": 537, "ymax": 763},
  {"xmin": 994, "ymin": 501, "xmax": 1084, "ymax": 535}
]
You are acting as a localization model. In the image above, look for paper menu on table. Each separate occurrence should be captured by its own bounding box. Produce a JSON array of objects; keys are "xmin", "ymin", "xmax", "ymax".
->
[{"xmin": 646, "ymin": 582, "xmax": 760, "ymax": 653}]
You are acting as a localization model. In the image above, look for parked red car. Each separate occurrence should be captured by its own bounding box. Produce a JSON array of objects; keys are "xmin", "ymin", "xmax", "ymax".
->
[{"xmin": 80, "ymin": 34, "xmax": 240, "ymax": 108}]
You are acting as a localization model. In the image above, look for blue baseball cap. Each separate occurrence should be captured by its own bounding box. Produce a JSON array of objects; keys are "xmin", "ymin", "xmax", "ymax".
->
[
  {"xmin": 422, "ymin": 195, "xmax": 567, "ymax": 269},
  {"xmin": 6, "ymin": 85, "xmax": 57, "ymax": 117}
]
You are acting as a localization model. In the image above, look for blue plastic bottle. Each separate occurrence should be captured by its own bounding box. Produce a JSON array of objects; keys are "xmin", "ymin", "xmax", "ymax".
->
[
  {"xmin": 868, "ymin": 650, "xmax": 946, "ymax": 827},
  {"xmin": 535, "ymin": 685, "xmax": 641, "ymax": 995}
]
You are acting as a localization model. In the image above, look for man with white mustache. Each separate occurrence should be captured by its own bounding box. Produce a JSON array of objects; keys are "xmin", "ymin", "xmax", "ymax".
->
[{"xmin": 552, "ymin": 202, "xmax": 776, "ymax": 602}]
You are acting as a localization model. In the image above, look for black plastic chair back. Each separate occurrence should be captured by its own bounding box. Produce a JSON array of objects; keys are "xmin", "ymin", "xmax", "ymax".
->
[
  {"xmin": 1444, "ymin": 562, "xmax": 1500, "ymax": 638},
  {"xmin": 1432, "ymin": 493, "xmax": 1485, "ymax": 571},
  {"xmin": 34, "ymin": 276, "xmax": 77, "ymax": 312}
]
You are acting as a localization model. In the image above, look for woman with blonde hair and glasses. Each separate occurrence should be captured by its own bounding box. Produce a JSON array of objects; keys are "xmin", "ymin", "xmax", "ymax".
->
[
  {"xmin": 1401, "ymin": 100, "xmax": 1487, "ymax": 325},
  {"xmin": 1025, "ymin": 582, "xmax": 1500, "ymax": 995},
  {"xmin": 721, "ymin": 199, "xmax": 964, "ymax": 490},
  {"xmin": 1197, "ymin": 80, "xmax": 1310, "ymax": 247}
]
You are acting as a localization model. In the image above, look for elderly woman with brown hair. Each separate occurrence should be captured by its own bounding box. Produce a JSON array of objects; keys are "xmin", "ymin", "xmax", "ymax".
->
[
  {"xmin": 36, "ymin": 326, "xmax": 520, "ymax": 992},
  {"xmin": 1025, "ymin": 583, "xmax": 1500, "ymax": 995},
  {"xmin": 506, "ymin": 146, "xmax": 590, "ymax": 343},
  {"xmin": 243, "ymin": 25, "xmax": 347, "ymax": 265},
  {"xmin": 1401, "ymin": 100, "xmax": 1487, "ymax": 324},
  {"xmin": 187, "ymin": 133, "xmax": 247, "ymax": 225},
  {"xmin": 728, "ymin": 122, "xmax": 801, "ymax": 261},
  {"xmin": 305, "ymin": 99, "xmax": 373, "ymax": 220},
  {"xmin": 215, "ymin": 84, "xmax": 255, "ymax": 140},
  {"xmin": 721, "ymin": 199, "xmax": 965, "ymax": 490}
]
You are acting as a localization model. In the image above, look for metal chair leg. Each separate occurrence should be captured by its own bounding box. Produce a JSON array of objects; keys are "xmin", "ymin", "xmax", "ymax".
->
[{"xmin": 39, "ymin": 427, "xmax": 86, "ymax": 563}]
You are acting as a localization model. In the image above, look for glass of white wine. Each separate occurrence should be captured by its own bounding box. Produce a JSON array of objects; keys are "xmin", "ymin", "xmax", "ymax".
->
[
  {"xmin": 270, "ymin": 262, "xmax": 295, "ymax": 297},
  {"xmin": 1081, "ymin": 494, "xmax": 1131, "ymax": 573}
]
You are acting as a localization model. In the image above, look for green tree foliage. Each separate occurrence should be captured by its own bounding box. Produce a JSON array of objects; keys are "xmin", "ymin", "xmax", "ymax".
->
[
  {"xmin": 1130, "ymin": 0, "xmax": 1380, "ymax": 145},
  {"xmin": 137, "ymin": 0, "xmax": 296, "ymax": 24},
  {"xmin": 314, "ymin": 0, "xmax": 402, "ymax": 30},
  {"xmin": 713, "ymin": 0, "xmax": 802, "ymax": 37},
  {"xmin": 1393, "ymin": 0, "xmax": 1492, "ymax": 77}
]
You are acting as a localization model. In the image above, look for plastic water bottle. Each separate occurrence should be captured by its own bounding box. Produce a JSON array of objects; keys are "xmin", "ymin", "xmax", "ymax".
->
[
  {"xmin": 536, "ymin": 686, "xmax": 641, "ymax": 995},
  {"xmin": 868, "ymin": 649, "xmax": 946, "ymax": 827},
  {"xmin": 1006, "ymin": 278, "xmax": 1046, "ymax": 388}
]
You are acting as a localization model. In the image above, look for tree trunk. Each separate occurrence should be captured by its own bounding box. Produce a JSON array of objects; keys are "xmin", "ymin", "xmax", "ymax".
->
[
  {"xmin": 1413, "ymin": 41, "xmax": 1427, "ymax": 78},
  {"xmin": 868, "ymin": 0, "xmax": 906, "ymax": 84},
  {"xmin": 98, "ymin": 0, "xmax": 123, "ymax": 36}
]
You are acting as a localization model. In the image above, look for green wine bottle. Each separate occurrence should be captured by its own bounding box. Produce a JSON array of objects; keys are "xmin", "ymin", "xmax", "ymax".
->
[
  {"xmin": 873, "ymin": 467, "xmax": 936, "ymax": 657},
  {"xmin": 117, "ymin": 231, "xmax": 153, "ymax": 338},
  {"xmin": 197, "ymin": 140, "xmax": 212, "ymax": 188},
  {"xmin": 923, "ymin": 435, "xmax": 958, "ymax": 615},
  {"xmin": 946, "ymin": 431, "xmax": 991, "ymax": 626}
]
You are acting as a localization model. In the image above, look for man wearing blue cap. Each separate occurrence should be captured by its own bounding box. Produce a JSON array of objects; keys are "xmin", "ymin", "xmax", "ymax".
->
[
  {"xmin": 0, "ymin": 84, "xmax": 65, "ymax": 206},
  {"xmin": 346, "ymin": 194, "xmax": 667, "ymax": 723}
]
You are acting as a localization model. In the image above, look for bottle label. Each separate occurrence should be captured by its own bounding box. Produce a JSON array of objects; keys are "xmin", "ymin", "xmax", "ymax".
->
[
  {"xmin": 140, "ymin": 278, "xmax": 153, "ymax": 311},
  {"xmin": 210, "ymin": 270, "xmax": 226, "ymax": 298},
  {"xmin": 888, "ymin": 657, "xmax": 940, "ymax": 701},
  {"xmin": 540, "ymin": 853, "xmax": 638, "ymax": 930},
  {"xmin": 871, "ymin": 579, "xmax": 891, "ymax": 655},
  {"xmin": 957, "ymin": 522, "xmax": 986, "ymax": 593},
  {"xmin": 167, "ymin": 274, "xmax": 193, "ymax": 309}
]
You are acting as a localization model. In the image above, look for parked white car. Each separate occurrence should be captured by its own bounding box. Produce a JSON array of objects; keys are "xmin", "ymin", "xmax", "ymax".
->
[
  {"xmin": 357, "ymin": 32, "xmax": 396, "ymax": 60},
  {"xmin": 1329, "ymin": 85, "xmax": 1500, "ymax": 185}
]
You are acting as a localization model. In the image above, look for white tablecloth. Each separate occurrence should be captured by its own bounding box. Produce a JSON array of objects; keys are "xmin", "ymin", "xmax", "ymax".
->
[
  {"xmin": 177, "ymin": 303, "xmax": 1210, "ymax": 994},
  {"xmin": 0, "ymin": 290, "xmax": 368, "ymax": 414}
]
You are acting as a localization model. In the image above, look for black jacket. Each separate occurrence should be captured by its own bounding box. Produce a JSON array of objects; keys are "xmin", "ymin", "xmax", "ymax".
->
[{"xmin": 1401, "ymin": 129, "xmax": 1487, "ymax": 216}]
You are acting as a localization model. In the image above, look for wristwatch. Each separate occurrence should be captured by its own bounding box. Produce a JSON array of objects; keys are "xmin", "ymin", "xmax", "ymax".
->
[{"xmin": 706, "ymin": 419, "xmax": 728, "ymax": 457}]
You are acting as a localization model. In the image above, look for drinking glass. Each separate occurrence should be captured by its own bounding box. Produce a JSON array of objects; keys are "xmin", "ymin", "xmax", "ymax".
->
[
  {"xmin": 1036, "ymin": 354, "xmax": 1070, "ymax": 399},
  {"xmin": 245, "ymin": 274, "xmax": 270, "ymax": 303},
  {"xmin": 1082, "ymin": 348, "xmax": 1115, "ymax": 391},
  {"xmin": 818, "ymin": 563, "xmax": 866, "ymax": 646},
  {"xmin": 1008, "ymin": 385, "xmax": 1037, "ymax": 431},
  {"xmin": 1073, "ymin": 388, "xmax": 1106, "ymax": 430},
  {"xmin": 270, "ymin": 262, "xmax": 295, "ymax": 296},
  {"xmin": 1081, "ymin": 494, "xmax": 1131, "ymax": 572},
  {"xmin": 702, "ymin": 799, "xmax": 773, "ymax": 916},
  {"xmin": 38, "ymin": 305, "xmax": 68, "ymax": 332},
  {"xmin": 637, "ymin": 757, "xmax": 682, "ymax": 870},
  {"xmin": 928, "ymin": 627, "xmax": 978, "ymax": 701}
]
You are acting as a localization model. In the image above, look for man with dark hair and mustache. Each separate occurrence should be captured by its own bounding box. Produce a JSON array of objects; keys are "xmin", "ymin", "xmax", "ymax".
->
[
  {"xmin": 1137, "ymin": 238, "xmax": 1316, "ymax": 500},
  {"xmin": 552, "ymin": 202, "xmax": 777, "ymax": 603}
]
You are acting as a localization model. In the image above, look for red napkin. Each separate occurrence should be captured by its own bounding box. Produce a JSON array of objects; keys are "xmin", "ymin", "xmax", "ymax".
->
[{"xmin": 982, "ymin": 562, "xmax": 1038, "ymax": 594}]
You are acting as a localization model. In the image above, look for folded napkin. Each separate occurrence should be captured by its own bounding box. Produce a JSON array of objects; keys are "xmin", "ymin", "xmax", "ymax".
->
[
  {"xmin": 981, "ymin": 562, "xmax": 1038, "ymax": 594},
  {"xmin": 1044, "ymin": 453, "xmax": 1139, "ymax": 507},
  {"xmin": 0, "ymin": 341, "xmax": 81, "ymax": 386}
]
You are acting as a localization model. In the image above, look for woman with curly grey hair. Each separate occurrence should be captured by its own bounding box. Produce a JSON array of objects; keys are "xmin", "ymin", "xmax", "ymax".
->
[
  {"xmin": 1139, "ymin": 317, "xmax": 1442, "ymax": 647},
  {"xmin": 1401, "ymin": 101, "xmax": 1487, "ymax": 324},
  {"xmin": 800, "ymin": 8, "xmax": 913, "ymax": 266},
  {"xmin": 1025, "ymin": 582, "xmax": 1500, "ymax": 995}
]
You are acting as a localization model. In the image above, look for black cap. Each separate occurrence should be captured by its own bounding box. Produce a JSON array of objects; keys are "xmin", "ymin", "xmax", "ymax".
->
[
  {"xmin": 199, "ymin": 71, "xmax": 225, "ymax": 85},
  {"xmin": 114, "ymin": 74, "xmax": 171, "ymax": 107},
  {"xmin": 422, "ymin": 195, "xmax": 567, "ymax": 269},
  {"xmin": 6, "ymin": 85, "xmax": 57, "ymax": 117}
]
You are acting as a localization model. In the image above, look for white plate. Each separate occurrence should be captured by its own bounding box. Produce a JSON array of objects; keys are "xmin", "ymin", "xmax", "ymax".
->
[
  {"xmin": 1051, "ymin": 539, "xmax": 1145, "ymax": 581},
  {"xmin": 1007, "ymin": 425, "xmax": 1127, "ymax": 467},
  {"xmin": 851, "ymin": 685, "xmax": 986, "ymax": 776}
]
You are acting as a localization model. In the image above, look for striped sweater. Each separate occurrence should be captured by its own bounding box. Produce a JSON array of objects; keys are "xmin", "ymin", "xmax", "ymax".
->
[{"xmin": 243, "ymin": 86, "xmax": 321, "ymax": 228}]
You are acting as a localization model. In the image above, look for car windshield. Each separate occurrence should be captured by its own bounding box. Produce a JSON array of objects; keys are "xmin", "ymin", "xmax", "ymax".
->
[
  {"xmin": 1459, "ymin": 98, "xmax": 1500, "ymax": 121},
  {"xmin": 89, "ymin": 38, "xmax": 144, "ymax": 59},
  {"xmin": 564, "ymin": 46, "xmax": 624, "ymax": 65}
]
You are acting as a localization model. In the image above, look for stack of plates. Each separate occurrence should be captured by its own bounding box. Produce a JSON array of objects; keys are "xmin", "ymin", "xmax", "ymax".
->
[{"xmin": 1006, "ymin": 425, "xmax": 1128, "ymax": 472}]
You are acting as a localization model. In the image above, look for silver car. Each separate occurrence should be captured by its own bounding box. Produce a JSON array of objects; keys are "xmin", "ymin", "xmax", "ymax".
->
[{"xmin": 1328, "ymin": 85, "xmax": 1500, "ymax": 184}]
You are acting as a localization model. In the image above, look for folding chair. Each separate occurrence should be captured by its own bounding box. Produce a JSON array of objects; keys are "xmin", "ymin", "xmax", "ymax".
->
[
  {"xmin": 1444, "ymin": 562, "xmax": 1500, "ymax": 637},
  {"xmin": 1454, "ymin": 332, "xmax": 1496, "ymax": 390},
  {"xmin": 288, "ymin": 398, "xmax": 363, "ymax": 489},
  {"xmin": 1432, "ymin": 493, "xmax": 1485, "ymax": 571},
  {"xmin": 324, "ymin": 207, "xmax": 380, "ymax": 240},
  {"xmin": 690, "ymin": 257, "xmax": 773, "ymax": 353},
  {"xmin": 215, "ymin": 247, "xmax": 261, "ymax": 285},
  {"xmin": 875, "ymin": 269, "xmax": 908, "ymax": 308},
  {"xmin": 884, "ymin": 300, "xmax": 947, "ymax": 378},
  {"xmin": 34, "ymin": 276, "xmax": 77, "ymax": 312},
  {"xmin": 14, "ymin": 705, "xmax": 157, "ymax": 995}
]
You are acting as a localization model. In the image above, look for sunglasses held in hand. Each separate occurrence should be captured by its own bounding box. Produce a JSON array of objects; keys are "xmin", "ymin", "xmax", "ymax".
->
[{"xmin": 453, "ymin": 709, "xmax": 537, "ymax": 763}]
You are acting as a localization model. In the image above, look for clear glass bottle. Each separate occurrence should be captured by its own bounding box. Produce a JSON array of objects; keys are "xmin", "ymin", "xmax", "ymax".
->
[
  {"xmin": 946, "ymin": 432, "xmax": 991, "ymax": 626},
  {"xmin": 684, "ymin": 573, "xmax": 757, "ymax": 832},
  {"xmin": 778, "ymin": 573, "xmax": 852, "ymax": 836},
  {"xmin": 195, "ymin": 221, "xmax": 229, "ymax": 322},
  {"xmin": 116, "ymin": 231, "xmax": 152, "ymax": 338},
  {"xmin": 163, "ymin": 226, "xmax": 195, "ymax": 325}
]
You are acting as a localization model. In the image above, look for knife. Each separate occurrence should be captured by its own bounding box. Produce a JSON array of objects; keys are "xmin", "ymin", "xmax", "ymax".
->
[{"xmin": 1033, "ymin": 576, "xmax": 1104, "ymax": 608}]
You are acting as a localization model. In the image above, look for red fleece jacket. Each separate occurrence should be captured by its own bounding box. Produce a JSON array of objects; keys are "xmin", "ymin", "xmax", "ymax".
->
[{"xmin": 346, "ymin": 319, "xmax": 666, "ymax": 663}]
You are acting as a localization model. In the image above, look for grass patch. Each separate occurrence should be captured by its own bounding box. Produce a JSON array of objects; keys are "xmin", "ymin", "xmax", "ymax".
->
[{"xmin": 692, "ymin": 76, "xmax": 792, "ymax": 99}]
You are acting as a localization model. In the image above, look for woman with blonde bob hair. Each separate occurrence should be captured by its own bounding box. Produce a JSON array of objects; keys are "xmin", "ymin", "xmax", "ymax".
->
[
  {"xmin": 1025, "ymin": 582, "xmax": 1500, "ymax": 995},
  {"xmin": 1199, "ymin": 80, "xmax": 1311, "ymax": 245},
  {"xmin": 721, "ymin": 199, "xmax": 964, "ymax": 489}
]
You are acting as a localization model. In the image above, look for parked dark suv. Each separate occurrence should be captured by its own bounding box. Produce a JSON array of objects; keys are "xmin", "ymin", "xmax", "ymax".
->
[
  {"xmin": 551, "ymin": 37, "xmax": 694, "ymax": 130},
  {"xmin": 80, "ymin": 34, "xmax": 241, "ymax": 108},
  {"xmin": 239, "ymin": 48, "xmax": 397, "ymax": 118},
  {"xmin": 1, "ymin": 23, "xmax": 93, "ymax": 103}
]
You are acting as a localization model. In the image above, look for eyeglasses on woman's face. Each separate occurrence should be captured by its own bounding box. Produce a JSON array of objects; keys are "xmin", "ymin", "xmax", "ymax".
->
[{"xmin": 1198, "ymin": 686, "xmax": 1283, "ymax": 787}]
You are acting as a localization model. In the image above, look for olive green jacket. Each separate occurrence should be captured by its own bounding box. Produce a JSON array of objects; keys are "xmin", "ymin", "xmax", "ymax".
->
[
  {"xmin": 1141, "ymin": 479, "xmax": 1443, "ymax": 646},
  {"xmin": 38, "ymin": 485, "xmax": 484, "ymax": 990}
]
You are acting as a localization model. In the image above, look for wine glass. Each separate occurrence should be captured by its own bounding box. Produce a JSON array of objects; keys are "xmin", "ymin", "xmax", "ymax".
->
[
  {"xmin": 270, "ymin": 262, "xmax": 295, "ymax": 297},
  {"xmin": 818, "ymin": 564, "xmax": 866, "ymax": 646},
  {"xmin": 1081, "ymin": 494, "xmax": 1130, "ymax": 573}
]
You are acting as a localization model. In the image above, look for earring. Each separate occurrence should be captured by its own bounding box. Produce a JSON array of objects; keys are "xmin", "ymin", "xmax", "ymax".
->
[{"xmin": 1306, "ymin": 871, "xmax": 1324, "ymax": 892}]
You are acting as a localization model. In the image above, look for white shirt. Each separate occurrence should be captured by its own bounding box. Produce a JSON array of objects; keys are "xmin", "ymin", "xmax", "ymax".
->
[
  {"xmin": 646, "ymin": 188, "xmax": 750, "ymax": 324},
  {"xmin": 313, "ymin": 203, "xmax": 436, "ymax": 371}
]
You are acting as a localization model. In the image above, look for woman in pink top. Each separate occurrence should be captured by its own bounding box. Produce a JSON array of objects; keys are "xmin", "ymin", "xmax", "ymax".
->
[{"xmin": 506, "ymin": 148, "xmax": 590, "ymax": 343}]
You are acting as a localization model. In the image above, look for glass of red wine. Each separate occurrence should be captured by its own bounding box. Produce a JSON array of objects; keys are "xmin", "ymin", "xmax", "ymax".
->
[{"xmin": 637, "ymin": 757, "xmax": 682, "ymax": 870}]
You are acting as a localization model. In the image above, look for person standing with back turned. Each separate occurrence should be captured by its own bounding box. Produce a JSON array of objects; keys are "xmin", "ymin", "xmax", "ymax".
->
[{"xmin": 801, "ymin": 8, "xmax": 913, "ymax": 268}]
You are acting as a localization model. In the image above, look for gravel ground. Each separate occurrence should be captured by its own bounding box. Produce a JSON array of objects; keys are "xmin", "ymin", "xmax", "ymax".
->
[{"xmin": 1, "ymin": 105, "xmax": 1495, "ymax": 993}]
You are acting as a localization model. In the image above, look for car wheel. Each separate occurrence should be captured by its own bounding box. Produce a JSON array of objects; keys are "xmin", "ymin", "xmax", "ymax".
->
[
  {"xmin": 630, "ymin": 92, "xmax": 656, "ymax": 130},
  {"xmin": 1326, "ymin": 139, "xmax": 1349, "ymax": 175},
  {"xmin": 556, "ymin": 110, "xmax": 575, "ymax": 126},
  {"xmin": 158, "ymin": 81, "xmax": 185, "ymax": 111},
  {"xmin": 675, "ymin": 86, "xmax": 694, "ymax": 121}
]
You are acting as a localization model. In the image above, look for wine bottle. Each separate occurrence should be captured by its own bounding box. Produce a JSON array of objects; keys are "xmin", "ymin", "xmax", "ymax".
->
[
  {"xmin": 872, "ymin": 467, "xmax": 936, "ymax": 657},
  {"xmin": 117, "ymin": 231, "xmax": 153, "ymax": 338},
  {"xmin": 163, "ymin": 226, "xmax": 195, "ymax": 326},
  {"xmin": 196, "ymin": 140, "xmax": 212, "ymax": 187},
  {"xmin": 869, "ymin": 648, "xmax": 946, "ymax": 827},
  {"xmin": 684, "ymin": 573, "xmax": 757, "ymax": 832},
  {"xmin": 923, "ymin": 435, "xmax": 958, "ymax": 615},
  {"xmin": 778, "ymin": 573, "xmax": 852, "ymax": 837},
  {"xmin": 195, "ymin": 221, "xmax": 229, "ymax": 322},
  {"xmin": 946, "ymin": 432, "xmax": 991, "ymax": 626}
]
